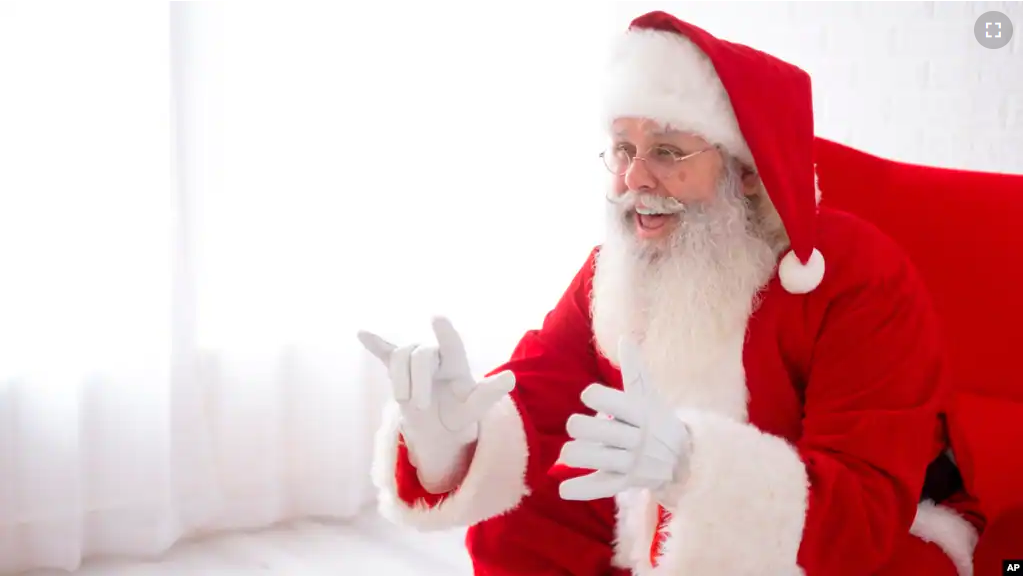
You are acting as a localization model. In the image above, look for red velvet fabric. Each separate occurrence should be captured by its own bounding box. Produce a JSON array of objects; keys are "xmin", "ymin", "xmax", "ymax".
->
[
  {"xmin": 974, "ymin": 504, "xmax": 1024, "ymax": 574},
  {"xmin": 813, "ymin": 137, "xmax": 1023, "ymax": 403},
  {"xmin": 814, "ymin": 137, "xmax": 1024, "ymax": 566},
  {"xmin": 875, "ymin": 531, "xmax": 961, "ymax": 576}
]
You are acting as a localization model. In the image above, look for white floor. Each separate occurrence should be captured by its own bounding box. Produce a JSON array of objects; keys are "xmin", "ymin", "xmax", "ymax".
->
[{"xmin": 18, "ymin": 510, "xmax": 473, "ymax": 576}]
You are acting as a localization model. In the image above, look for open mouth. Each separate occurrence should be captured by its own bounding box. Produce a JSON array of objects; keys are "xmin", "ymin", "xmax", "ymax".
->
[{"xmin": 633, "ymin": 207, "xmax": 676, "ymax": 234}]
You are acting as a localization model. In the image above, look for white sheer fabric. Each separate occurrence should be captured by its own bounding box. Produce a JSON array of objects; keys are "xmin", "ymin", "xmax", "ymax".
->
[{"xmin": 0, "ymin": 3, "xmax": 609, "ymax": 572}]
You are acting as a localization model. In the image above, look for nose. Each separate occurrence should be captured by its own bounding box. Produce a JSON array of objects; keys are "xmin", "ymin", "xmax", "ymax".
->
[{"xmin": 623, "ymin": 157, "xmax": 657, "ymax": 191}]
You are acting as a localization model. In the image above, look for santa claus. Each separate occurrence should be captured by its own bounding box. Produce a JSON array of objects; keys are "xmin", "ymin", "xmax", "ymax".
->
[{"xmin": 357, "ymin": 11, "xmax": 983, "ymax": 576}]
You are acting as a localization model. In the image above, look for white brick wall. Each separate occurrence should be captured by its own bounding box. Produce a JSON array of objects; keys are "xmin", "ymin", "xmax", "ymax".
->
[{"xmin": 607, "ymin": 1, "xmax": 1023, "ymax": 175}]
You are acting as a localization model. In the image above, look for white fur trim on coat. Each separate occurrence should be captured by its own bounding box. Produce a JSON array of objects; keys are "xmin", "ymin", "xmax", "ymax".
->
[
  {"xmin": 652, "ymin": 409, "xmax": 809, "ymax": 575},
  {"xmin": 370, "ymin": 394, "xmax": 530, "ymax": 531},
  {"xmin": 601, "ymin": 26, "xmax": 753, "ymax": 166},
  {"xmin": 910, "ymin": 500, "xmax": 979, "ymax": 576},
  {"xmin": 612, "ymin": 489, "xmax": 660, "ymax": 570}
]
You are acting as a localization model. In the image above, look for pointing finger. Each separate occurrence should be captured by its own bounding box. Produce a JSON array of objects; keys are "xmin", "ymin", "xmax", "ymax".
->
[
  {"xmin": 431, "ymin": 316, "xmax": 470, "ymax": 378},
  {"xmin": 357, "ymin": 330, "xmax": 396, "ymax": 364}
]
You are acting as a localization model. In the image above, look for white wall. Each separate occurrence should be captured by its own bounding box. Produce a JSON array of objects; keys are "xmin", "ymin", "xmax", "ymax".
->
[{"xmin": 607, "ymin": 1, "xmax": 1023, "ymax": 175}]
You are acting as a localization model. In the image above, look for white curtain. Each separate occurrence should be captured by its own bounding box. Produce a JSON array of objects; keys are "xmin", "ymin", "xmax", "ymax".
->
[{"xmin": 0, "ymin": 2, "xmax": 613, "ymax": 573}]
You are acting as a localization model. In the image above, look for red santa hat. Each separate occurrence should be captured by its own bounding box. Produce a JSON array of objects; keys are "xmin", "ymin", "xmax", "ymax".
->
[{"xmin": 602, "ymin": 11, "xmax": 825, "ymax": 294}]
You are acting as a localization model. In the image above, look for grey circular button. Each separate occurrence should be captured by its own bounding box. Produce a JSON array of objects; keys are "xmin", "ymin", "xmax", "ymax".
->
[{"xmin": 975, "ymin": 11, "xmax": 1013, "ymax": 49}]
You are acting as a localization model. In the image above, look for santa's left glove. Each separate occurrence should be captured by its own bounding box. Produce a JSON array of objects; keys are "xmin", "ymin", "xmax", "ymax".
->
[
  {"xmin": 358, "ymin": 316, "xmax": 516, "ymax": 494},
  {"xmin": 557, "ymin": 338, "xmax": 692, "ymax": 506}
]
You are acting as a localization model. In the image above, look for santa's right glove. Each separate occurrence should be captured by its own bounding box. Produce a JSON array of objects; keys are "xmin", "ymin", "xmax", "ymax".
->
[
  {"xmin": 557, "ymin": 337, "xmax": 693, "ymax": 505},
  {"xmin": 358, "ymin": 316, "xmax": 516, "ymax": 493}
]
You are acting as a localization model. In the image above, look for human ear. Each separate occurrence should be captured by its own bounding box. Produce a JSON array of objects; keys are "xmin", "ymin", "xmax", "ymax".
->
[{"xmin": 740, "ymin": 165, "xmax": 760, "ymax": 197}]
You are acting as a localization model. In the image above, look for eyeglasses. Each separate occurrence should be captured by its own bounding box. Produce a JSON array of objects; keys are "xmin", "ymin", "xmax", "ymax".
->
[{"xmin": 599, "ymin": 144, "xmax": 717, "ymax": 178}]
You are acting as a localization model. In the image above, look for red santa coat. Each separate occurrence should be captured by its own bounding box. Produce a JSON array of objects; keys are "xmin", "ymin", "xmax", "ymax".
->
[{"xmin": 372, "ymin": 202, "xmax": 977, "ymax": 575}]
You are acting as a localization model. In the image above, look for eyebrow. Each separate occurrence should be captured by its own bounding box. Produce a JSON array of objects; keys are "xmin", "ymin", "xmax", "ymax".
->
[{"xmin": 614, "ymin": 127, "xmax": 679, "ymax": 140}]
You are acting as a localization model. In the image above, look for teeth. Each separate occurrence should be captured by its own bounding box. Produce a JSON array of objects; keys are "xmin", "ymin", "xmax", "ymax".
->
[{"xmin": 636, "ymin": 207, "xmax": 668, "ymax": 216}]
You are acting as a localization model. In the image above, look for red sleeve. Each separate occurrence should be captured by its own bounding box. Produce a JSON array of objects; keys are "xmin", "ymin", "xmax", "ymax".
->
[{"xmin": 370, "ymin": 247, "xmax": 624, "ymax": 575}]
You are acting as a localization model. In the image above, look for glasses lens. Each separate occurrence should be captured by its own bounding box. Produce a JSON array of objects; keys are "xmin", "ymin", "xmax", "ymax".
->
[
  {"xmin": 602, "ymin": 147, "xmax": 631, "ymax": 175},
  {"xmin": 648, "ymin": 146, "xmax": 680, "ymax": 170}
]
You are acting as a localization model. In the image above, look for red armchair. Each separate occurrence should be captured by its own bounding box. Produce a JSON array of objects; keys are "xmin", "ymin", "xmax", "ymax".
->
[{"xmin": 814, "ymin": 137, "xmax": 1023, "ymax": 572}]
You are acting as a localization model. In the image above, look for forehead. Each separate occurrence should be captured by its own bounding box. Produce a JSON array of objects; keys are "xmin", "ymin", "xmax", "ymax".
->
[{"xmin": 611, "ymin": 117, "xmax": 704, "ymax": 145}]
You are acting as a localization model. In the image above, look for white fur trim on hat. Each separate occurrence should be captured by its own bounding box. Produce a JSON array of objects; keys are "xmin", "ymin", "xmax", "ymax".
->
[
  {"xmin": 779, "ymin": 248, "xmax": 825, "ymax": 294},
  {"xmin": 602, "ymin": 27, "xmax": 753, "ymax": 166}
]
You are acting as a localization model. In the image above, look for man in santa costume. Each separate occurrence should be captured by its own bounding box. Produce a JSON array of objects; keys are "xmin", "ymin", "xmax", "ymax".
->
[{"xmin": 357, "ymin": 11, "xmax": 985, "ymax": 575}]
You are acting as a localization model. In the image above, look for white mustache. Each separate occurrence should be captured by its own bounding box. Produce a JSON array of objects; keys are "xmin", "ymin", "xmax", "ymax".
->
[{"xmin": 606, "ymin": 190, "xmax": 686, "ymax": 215}]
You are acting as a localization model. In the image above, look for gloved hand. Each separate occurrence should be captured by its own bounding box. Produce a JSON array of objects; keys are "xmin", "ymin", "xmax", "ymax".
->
[
  {"xmin": 358, "ymin": 316, "xmax": 516, "ymax": 494},
  {"xmin": 557, "ymin": 337, "xmax": 692, "ymax": 504}
]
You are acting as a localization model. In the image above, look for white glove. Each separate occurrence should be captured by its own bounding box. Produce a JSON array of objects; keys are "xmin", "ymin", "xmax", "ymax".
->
[
  {"xmin": 358, "ymin": 316, "xmax": 516, "ymax": 493},
  {"xmin": 557, "ymin": 337, "xmax": 692, "ymax": 503}
]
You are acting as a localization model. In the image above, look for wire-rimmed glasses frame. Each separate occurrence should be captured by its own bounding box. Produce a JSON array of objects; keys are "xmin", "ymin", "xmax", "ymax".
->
[{"xmin": 599, "ymin": 144, "xmax": 719, "ymax": 178}]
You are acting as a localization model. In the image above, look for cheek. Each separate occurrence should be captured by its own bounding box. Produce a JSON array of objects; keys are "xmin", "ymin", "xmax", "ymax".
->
[{"xmin": 666, "ymin": 171, "xmax": 718, "ymax": 202}]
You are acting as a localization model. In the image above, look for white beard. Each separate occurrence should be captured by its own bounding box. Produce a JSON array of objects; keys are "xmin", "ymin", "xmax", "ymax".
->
[{"xmin": 591, "ymin": 167, "xmax": 781, "ymax": 418}]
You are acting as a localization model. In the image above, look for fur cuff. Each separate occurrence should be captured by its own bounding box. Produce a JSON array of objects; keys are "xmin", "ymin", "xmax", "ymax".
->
[
  {"xmin": 371, "ymin": 394, "xmax": 530, "ymax": 531},
  {"xmin": 910, "ymin": 500, "xmax": 979, "ymax": 576},
  {"xmin": 653, "ymin": 409, "xmax": 809, "ymax": 575}
]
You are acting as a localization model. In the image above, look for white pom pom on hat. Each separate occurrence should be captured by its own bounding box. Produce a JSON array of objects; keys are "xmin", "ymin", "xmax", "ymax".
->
[
  {"xmin": 779, "ymin": 248, "xmax": 826, "ymax": 295},
  {"xmin": 602, "ymin": 11, "xmax": 826, "ymax": 294}
]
